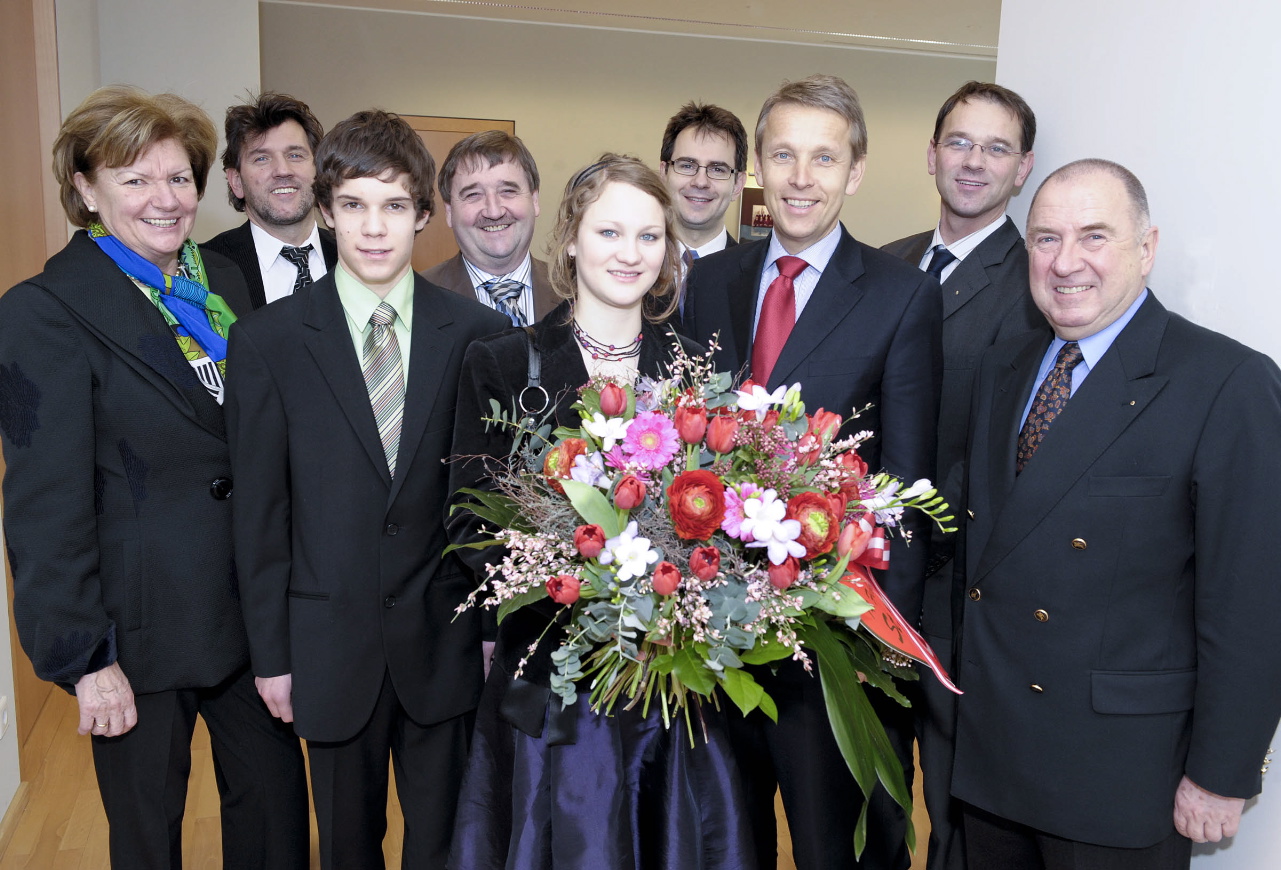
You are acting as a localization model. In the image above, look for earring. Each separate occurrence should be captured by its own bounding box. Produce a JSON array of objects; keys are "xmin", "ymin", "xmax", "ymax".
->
[{"xmin": 88, "ymin": 205, "xmax": 96, "ymax": 212}]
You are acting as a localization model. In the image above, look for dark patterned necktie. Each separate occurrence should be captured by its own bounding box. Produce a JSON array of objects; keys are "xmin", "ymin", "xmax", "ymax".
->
[
  {"xmin": 363, "ymin": 302, "xmax": 404, "ymax": 477},
  {"xmin": 1016, "ymin": 341, "xmax": 1084, "ymax": 473},
  {"xmin": 925, "ymin": 244, "xmax": 957, "ymax": 280},
  {"xmin": 280, "ymin": 245, "xmax": 314, "ymax": 293},
  {"xmin": 481, "ymin": 278, "xmax": 527, "ymax": 326},
  {"xmin": 752, "ymin": 255, "xmax": 809, "ymax": 387}
]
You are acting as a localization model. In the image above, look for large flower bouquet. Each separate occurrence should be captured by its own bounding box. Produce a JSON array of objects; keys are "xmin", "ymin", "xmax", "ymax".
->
[{"xmin": 451, "ymin": 341, "xmax": 958, "ymax": 854}]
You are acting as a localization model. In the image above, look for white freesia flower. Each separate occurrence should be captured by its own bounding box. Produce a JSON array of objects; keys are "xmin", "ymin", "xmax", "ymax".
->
[
  {"xmin": 582, "ymin": 412, "xmax": 632, "ymax": 451},
  {"xmin": 740, "ymin": 489, "xmax": 806, "ymax": 564},
  {"xmin": 599, "ymin": 521, "xmax": 659, "ymax": 581},
  {"xmin": 570, "ymin": 451, "xmax": 612, "ymax": 489},
  {"xmin": 864, "ymin": 480, "xmax": 905, "ymax": 527},
  {"xmin": 900, "ymin": 478, "xmax": 935, "ymax": 500}
]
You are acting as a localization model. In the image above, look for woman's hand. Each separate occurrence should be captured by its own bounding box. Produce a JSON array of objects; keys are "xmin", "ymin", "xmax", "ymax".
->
[{"xmin": 75, "ymin": 663, "xmax": 138, "ymax": 738}]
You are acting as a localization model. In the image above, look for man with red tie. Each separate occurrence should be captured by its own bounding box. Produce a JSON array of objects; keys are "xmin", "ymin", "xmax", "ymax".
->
[{"xmin": 682, "ymin": 74, "xmax": 943, "ymax": 870}]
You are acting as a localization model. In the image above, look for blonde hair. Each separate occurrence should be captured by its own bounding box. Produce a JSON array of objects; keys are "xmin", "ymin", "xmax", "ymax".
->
[
  {"xmin": 548, "ymin": 154, "xmax": 681, "ymax": 323},
  {"xmin": 53, "ymin": 84, "xmax": 217, "ymax": 227}
]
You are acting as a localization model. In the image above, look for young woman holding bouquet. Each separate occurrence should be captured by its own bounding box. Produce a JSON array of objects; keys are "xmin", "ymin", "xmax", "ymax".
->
[{"xmin": 445, "ymin": 154, "xmax": 755, "ymax": 869}]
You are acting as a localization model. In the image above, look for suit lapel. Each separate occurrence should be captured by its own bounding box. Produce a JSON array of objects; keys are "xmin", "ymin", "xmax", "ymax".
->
[
  {"xmin": 48, "ymin": 233, "xmax": 227, "ymax": 437},
  {"xmin": 941, "ymin": 218, "xmax": 1020, "ymax": 320},
  {"xmin": 302, "ymin": 276, "xmax": 393, "ymax": 483},
  {"xmin": 388, "ymin": 277, "xmax": 453, "ymax": 504},
  {"xmin": 227, "ymin": 222, "xmax": 268, "ymax": 310},
  {"xmin": 727, "ymin": 242, "xmax": 769, "ymax": 371},
  {"xmin": 318, "ymin": 228, "xmax": 339, "ymax": 272},
  {"xmin": 769, "ymin": 229, "xmax": 866, "ymax": 389},
  {"xmin": 974, "ymin": 297, "xmax": 1171, "ymax": 582}
]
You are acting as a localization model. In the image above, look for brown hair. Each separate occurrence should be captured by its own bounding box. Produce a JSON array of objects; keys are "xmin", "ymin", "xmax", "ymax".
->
[
  {"xmin": 313, "ymin": 110, "xmax": 436, "ymax": 220},
  {"xmin": 932, "ymin": 81, "xmax": 1037, "ymax": 154},
  {"xmin": 436, "ymin": 130, "xmax": 539, "ymax": 204},
  {"xmin": 755, "ymin": 74, "xmax": 868, "ymax": 162},
  {"xmin": 660, "ymin": 102, "xmax": 749, "ymax": 172},
  {"xmin": 52, "ymin": 84, "xmax": 217, "ymax": 228},
  {"xmin": 548, "ymin": 154, "xmax": 681, "ymax": 323},
  {"xmin": 221, "ymin": 92, "xmax": 325, "ymax": 211}
]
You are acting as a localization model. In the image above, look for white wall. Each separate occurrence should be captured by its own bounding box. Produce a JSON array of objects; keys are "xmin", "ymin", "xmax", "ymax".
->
[
  {"xmin": 55, "ymin": 0, "xmax": 261, "ymax": 242},
  {"xmin": 259, "ymin": 3, "xmax": 995, "ymax": 252},
  {"xmin": 998, "ymin": 1, "xmax": 1281, "ymax": 866}
]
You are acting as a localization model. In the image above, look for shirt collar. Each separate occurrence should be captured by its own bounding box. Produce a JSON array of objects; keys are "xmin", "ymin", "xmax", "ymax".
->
[
  {"xmin": 334, "ymin": 263, "xmax": 416, "ymax": 331},
  {"xmin": 463, "ymin": 252, "xmax": 533, "ymax": 289},
  {"xmin": 249, "ymin": 220, "xmax": 323, "ymax": 274},
  {"xmin": 1049, "ymin": 288, "xmax": 1149, "ymax": 370},
  {"xmin": 929, "ymin": 213, "xmax": 1007, "ymax": 263},
  {"xmin": 689, "ymin": 228, "xmax": 730, "ymax": 259},
  {"xmin": 765, "ymin": 222, "xmax": 842, "ymax": 275}
]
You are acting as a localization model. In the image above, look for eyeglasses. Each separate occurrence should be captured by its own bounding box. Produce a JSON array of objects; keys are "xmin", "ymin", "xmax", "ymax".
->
[
  {"xmin": 666, "ymin": 158, "xmax": 738, "ymax": 182},
  {"xmin": 935, "ymin": 138, "xmax": 1024, "ymax": 160}
]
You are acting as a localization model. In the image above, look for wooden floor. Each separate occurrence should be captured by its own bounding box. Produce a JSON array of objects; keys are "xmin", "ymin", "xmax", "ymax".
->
[{"xmin": 0, "ymin": 690, "xmax": 928, "ymax": 868}]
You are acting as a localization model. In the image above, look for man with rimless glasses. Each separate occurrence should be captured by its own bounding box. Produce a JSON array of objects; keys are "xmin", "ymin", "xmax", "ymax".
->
[
  {"xmin": 658, "ymin": 102, "xmax": 748, "ymax": 311},
  {"xmin": 882, "ymin": 80, "xmax": 1048, "ymax": 870}
]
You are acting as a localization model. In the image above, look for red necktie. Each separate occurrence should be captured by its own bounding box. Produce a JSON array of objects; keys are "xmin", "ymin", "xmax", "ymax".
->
[{"xmin": 752, "ymin": 255, "xmax": 809, "ymax": 386}]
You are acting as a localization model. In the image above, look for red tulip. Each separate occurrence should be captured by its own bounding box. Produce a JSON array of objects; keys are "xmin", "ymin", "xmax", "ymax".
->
[
  {"xmin": 807, "ymin": 408, "xmax": 843, "ymax": 443},
  {"xmin": 546, "ymin": 574, "xmax": 581, "ymax": 605},
  {"xmin": 767, "ymin": 556, "xmax": 800, "ymax": 590},
  {"xmin": 613, "ymin": 475, "xmax": 647, "ymax": 510},
  {"xmin": 574, "ymin": 524, "xmax": 606, "ymax": 559},
  {"xmin": 689, "ymin": 546, "xmax": 721, "ymax": 581},
  {"xmin": 837, "ymin": 513, "xmax": 874, "ymax": 561},
  {"xmin": 652, "ymin": 561, "xmax": 682, "ymax": 596},
  {"xmin": 674, "ymin": 405, "xmax": 708, "ymax": 444},
  {"xmin": 705, "ymin": 415, "xmax": 739, "ymax": 454},
  {"xmin": 761, "ymin": 409, "xmax": 780, "ymax": 432},
  {"xmin": 599, "ymin": 382, "xmax": 627, "ymax": 417}
]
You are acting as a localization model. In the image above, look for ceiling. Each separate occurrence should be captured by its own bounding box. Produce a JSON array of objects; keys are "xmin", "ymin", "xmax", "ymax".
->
[{"xmin": 280, "ymin": 0, "xmax": 1001, "ymax": 58}]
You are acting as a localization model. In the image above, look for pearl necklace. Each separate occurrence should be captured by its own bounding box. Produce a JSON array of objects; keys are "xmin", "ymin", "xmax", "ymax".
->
[{"xmin": 572, "ymin": 319, "xmax": 643, "ymax": 361}]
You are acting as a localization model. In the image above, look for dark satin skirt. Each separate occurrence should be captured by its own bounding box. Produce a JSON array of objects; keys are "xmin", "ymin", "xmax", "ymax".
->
[{"xmin": 449, "ymin": 665, "xmax": 757, "ymax": 870}]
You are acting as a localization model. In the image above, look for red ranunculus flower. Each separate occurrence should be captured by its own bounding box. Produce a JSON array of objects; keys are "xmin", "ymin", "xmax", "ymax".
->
[
  {"xmin": 826, "ymin": 491, "xmax": 850, "ymax": 521},
  {"xmin": 543, "ymin": 437, "xmax": 588, "ymax": 494},
  {"xmin": 786, "ymin": 491, "xmax": 840, "ymax": 558},
  {"xmin": 546, "ymin": 574, "xmax": 581, "ymax": 604},
  {"xmin": 674, "ymin": 405, "xmax": 708, "ymax": 444},
  {"xmin": 652, "ymin": 561, "xmax": 681, "ymax": 596},
  {"xmin": 667, "ymin": 470, "xmax": 727, "ymax": 540},
  {"xmin": 574, "ymin": 524, "xmax": 606, "ymax": 559},
  {"xmin": 599, "ymin": 382, "xmax": 627, "ymax": 417},
  {"xmin": 768, "ymin": 556, "xmax": 800, "ymax": 590},
  {"xmin": 689, "ymin": 546, "xmax": 721, "ymax": 581},
  {"xmin": 705, "ymin": 415, "xmax": 739, "ymax": 454},
  {"xmin": 613, "ymin": 474, "xmax": 647, "ymax": 510}
]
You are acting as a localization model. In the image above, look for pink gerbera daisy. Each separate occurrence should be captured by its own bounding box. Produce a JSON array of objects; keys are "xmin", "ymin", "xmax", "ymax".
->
[
  {"xmin": 721, "ymin": 482, "xmax": 763, "ymax": 542},
  {"xmin": 621, "ymin": 411, "xmax": 681, "ymax": 470}
]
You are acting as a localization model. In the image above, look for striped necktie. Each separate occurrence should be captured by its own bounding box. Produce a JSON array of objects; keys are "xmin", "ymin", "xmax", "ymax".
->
[
  {"xmin": 481, "ymin": 278, "xmax": 527, "ymax": 326},
  {"xmin": 280, "ymin": 245, "xmax": 314, "ymax": 293},
  {"xmin": 362, "ymin": 302, "xmax": 404, "ymax": 477}
]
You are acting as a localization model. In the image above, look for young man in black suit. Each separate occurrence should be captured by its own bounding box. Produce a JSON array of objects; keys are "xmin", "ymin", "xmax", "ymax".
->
[
  {"xmin": 954, "ymin": 159, "xmax": 1281, "ymax": 870},
  {"xmin": 880, "ymin": 81, "xmax": 1046, "ymax": 870},
  {"xmin": 204, "ymin": 93, "xmax": 338, "ymax": 309},
  {"xmin": 682, "ymin": 74, "xmax": 942, "ymax": 869},
  {"xmin": 226, "ymin": 110, "xmax": 507, "ymax": 869}
]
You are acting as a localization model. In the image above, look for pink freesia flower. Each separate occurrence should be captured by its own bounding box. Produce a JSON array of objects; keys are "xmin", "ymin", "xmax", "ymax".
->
[
  {"xmin": 621, "ymin": 411, "xmax": 681, "ymax": 470},
  {"xmin": 722, "ymin": 482, "xmax": 763, "ymax": 542}
]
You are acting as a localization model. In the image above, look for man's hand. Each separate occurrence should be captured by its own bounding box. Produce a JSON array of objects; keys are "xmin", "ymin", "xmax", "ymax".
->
[
  {"xmin": 75, "ymin": 663, "xmax": 137, "ymax": 737},
  {"xmin": 1174, "ymin": 775, "xmax": 1245, "ymax": 843},
  {"xmin": 255, "ymin": 674, "xmax": 294, "ymax": 722}
]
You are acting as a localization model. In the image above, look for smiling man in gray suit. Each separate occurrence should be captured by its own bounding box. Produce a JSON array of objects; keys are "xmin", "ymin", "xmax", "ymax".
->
[{"xmin": 881, "ymin": 81, "xmax": 1046, "ymax": 870}]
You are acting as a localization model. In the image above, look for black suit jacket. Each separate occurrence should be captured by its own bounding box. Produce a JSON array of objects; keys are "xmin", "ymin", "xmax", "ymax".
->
[
  {"xmin": 882, "ymin": 217, "xmax": 1046, "ymax": 637},
  {"xmin": 203, "ymin": 220, "xmax": 338, "ymax": 310},
  {"xmin": 0, "ymin": 232, "xmax": 254, "ymax": 694},
  {"xmin": 953, "ymin": 293, "xmax": 1281, "ymax": 847},
  {"xmin": 683, "ymin": 226, "xmax": 943, "ymax": 620},
  {"xmin": 420, "ymin": 252, "xmax": 557, "ymax": 322},
  {"xmin": 225, "ymin": 272, "xmax": 508, "ymax": 742}
]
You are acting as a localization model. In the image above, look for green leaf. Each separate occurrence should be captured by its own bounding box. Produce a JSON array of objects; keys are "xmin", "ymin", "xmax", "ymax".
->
[
  {"xmin": 496, "ymin": 586, "xmax": 550, "ymax": 624},
  {"xmin": 561, "ymin": 479, "xmax": 622, "ymax": 537},
  {"xmin": 671, "ymin": 648, "xmax": 716, "ymax": 696},
  {"xmin": 740, "ymin": 640, "xmax": 795, "ymax": 666},
  {"xmin": 442, "ymin": 539, "xmax": 503, "ymax": 555},
  {"xmin": 719, "ymin": 666, "xmax": 766, "ymax": 717},
  {"xmin": 756, "ymin": 689, "xmax": 778, "ymax": 723},
  {"xmin": 811, "ymin": 583, "xmax": 875, "ymax": 619}
]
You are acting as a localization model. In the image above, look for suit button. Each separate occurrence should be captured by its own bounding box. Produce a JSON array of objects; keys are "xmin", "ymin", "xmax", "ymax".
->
[
  {"xmin": 1034, "ymin": 609, "xmax": 1049, "ymax": 622},
  {"xmin": 209, "ymin": 477, "xmax": 233, "ymax": 500},
  {"xmin": 968, "ymin": 587, "xmax": 981, "ymax": 601},
  {"xmin": 384, "ymin": 595, "xmax": 397, "ymax": 608},
  {"xmin": 1030, "ymin": 684, "xmax": 1044, "ymax": 693},
  {"xmin": 386, "ymin": 523, "xmax": 399, "ymax": 536},
  {"xmin": 1071, "ymin": 538, "xmax": 1087, "ymax": 550}
]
